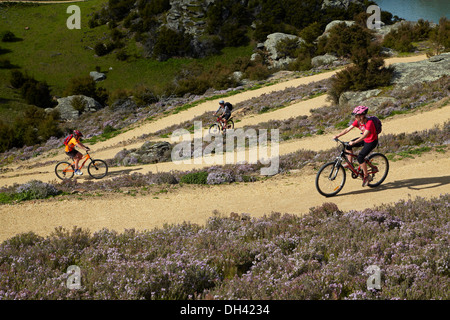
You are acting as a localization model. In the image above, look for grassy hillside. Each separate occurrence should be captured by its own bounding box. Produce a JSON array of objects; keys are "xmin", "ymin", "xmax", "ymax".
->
[{"xmin": 0, "ymin": 0, "xmax": 253, "ymax": 121}]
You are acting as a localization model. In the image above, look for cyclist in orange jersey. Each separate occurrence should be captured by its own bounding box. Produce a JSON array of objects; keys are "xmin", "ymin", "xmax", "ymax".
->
[{"xmin": 65, "ymin": 130, "xmax": 90, "ymax": 175}]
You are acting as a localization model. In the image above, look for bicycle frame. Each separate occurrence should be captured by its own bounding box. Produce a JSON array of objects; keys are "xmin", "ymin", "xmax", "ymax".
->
[
  {"xmin": 333, "ymin": 139, "xmax": 379, "ymax": 179},
  {"xmin": 71, "ymin": 152, "xmax": 91, "ymax": 170},
  {"xmin": 215, "ymin": 116, "xmax": 233, "ymax": 130}
]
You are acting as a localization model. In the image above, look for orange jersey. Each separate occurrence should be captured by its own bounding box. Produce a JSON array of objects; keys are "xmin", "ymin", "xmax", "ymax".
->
[{"xmin": 65, "ymin": 137, "xmax": 79, "ymax": 152}]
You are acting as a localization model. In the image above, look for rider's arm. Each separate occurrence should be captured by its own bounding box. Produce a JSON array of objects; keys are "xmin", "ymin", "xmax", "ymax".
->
[
  {"xmin": 333, "ymin": 125, "xmax": 354, "ymax": 140},
  {"xmin": 350, "ymin": 129, "xmax": 369, "ymax": 145},
  {"xmin": 78, "ymin": 142, "xmax": 90, "ymax": 151}
]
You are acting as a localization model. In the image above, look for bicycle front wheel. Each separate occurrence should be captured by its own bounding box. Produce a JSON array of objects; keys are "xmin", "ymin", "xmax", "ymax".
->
[
  {"xmin": 367, "ymin": 153, "xmax": 389, "ymax": 187},
  {"xmin": 55, "ymin": 161, "xmax": 74, "ymax": 180},
  {"xmin": 209, "ymin": 123, "xmax": 221, "ymax": 135},
  {"xmin": 315, "ymin": 162, "xmax": 346, "ymax": 197},
  {"xmin": 88, "ymin": 159, "xmax": 108, "ymax": 179}
]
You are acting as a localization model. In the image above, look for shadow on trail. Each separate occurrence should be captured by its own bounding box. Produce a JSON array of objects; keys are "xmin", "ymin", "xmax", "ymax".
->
[
  {"xmin": 82, "ymin": 167, "xmax": 143, "ymax": 180},
  {"xmin": 105, "ymin": 167, "xmax": 143, "ymax": 177},
  {"xmin": 340, "ymin": 175, "xmax": 450, "ymax": 197}
]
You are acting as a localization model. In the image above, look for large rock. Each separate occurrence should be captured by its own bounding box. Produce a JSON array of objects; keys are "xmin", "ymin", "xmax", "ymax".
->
[
  {"xmin": 114, "ymin": 141, "xmax": 172, "ymax": 166},
  {"xmin": 391, "ymin": 52, "xmax": 450, "ymax": 88},
  {"xmin": 339, "ymin": 89, "xmax": 396, "ymax": 111},
  {"xmin": 89, "ymin": 71, "xmax": 106, "ymax": 81},
  {"xmin": 263, "ymin": 33, "xmax": 305, "ymax": 69},
  {"xmin": 311, "ymin": 53, "xmax": 338, "ymax": 67},
  {"xmin": 54, "ymin": 95, "xmax": 103, "ymax": 120},
  {"xmin": 321, "ymin": 0, "xmax": 363, "ymax": 10},
  {"xmin": 318, "ymin": 20, "xmax": 356, "ymax": 41}
]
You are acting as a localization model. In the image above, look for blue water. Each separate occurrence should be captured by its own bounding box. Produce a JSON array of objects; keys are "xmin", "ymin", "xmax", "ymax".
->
[{"xmin": 374, "ymin": 0, "xmax": 450, "ymax": 23}]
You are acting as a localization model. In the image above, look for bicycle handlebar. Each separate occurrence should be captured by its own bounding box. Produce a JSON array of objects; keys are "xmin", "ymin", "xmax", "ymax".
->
[{"xmin": 333, "ymin": 138, "xmax": 349, "ymax": 147}]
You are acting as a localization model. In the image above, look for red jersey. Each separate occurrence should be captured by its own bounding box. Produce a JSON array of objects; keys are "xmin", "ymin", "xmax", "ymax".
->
[{"xmin": 352, "ymin": 119, "xmax": 378, "ymax": 143}]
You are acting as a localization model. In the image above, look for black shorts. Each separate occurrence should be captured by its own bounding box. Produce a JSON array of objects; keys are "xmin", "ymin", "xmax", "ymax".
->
[
  {"xmin": 222, "ymin": 112, "xmax": 231, "ymax": 120},
  {"xmin": 66, "ymin": 149, "xmax": 80, "ymax": 159},
  {"xmin": 346, "ymin": 139, "xmax": 378, "ymax": 164}
]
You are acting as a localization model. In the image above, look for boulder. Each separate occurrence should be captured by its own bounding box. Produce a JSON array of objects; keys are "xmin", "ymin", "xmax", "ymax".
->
[
  {"xmin": 311, "ymin": 53, "xmax": 338, "ymax": 67},
  {"xmin": 89, "ymin": 71, "xmax": 106, "ymax": 81},
  {"xmin": 317, "ymin": 20, "xmax": 356, "ymax": 41},
  {"xmin": 339, "ymin": 89, "xmax": 382, "ymax": 106},
  {"xmin": 391, "ymin": 52, "xmax": 450, "ymax": 88},
  {"xmin": 114, "ymin": 141, "xmax": 172, "ymax": 166},
  {"xmin": 339, "ymin": 89, "xmax": 397, "ymax": 111},
  {"xmin": 54, "ymin": 95, "xmax": 103, "ymax": 120},
  {"xmin": 263, "ymin": 33, "xmax": 305, "ymax": 69},
  {"xmin": 321, "ymin": 0, "xmax": 363, "ymax": 10}
]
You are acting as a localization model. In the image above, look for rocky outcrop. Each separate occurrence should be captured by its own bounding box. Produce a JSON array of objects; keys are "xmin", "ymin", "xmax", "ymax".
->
[
  {"xmin": 53, "ymin": 95, "xmax": 103, "ymax": 120},
  {"xmin": 321, "ymin": 0, "xmax": 363, "ymax": 10},
  {"xmin": 89, "ymin": 71, "xmax": 106, "ymax": 82},
  {"xmin": 114, "ymin": 141, "xmax": 172, "ymax": 166},
  {"xmin": 338, "ymin": 53, "xmax": 450, "ymax": 108},
  {"xmin": 311, "ymin": 53, "xmax": 338, "ymax": 67},
  {"xmin": 339, "ymin": 89, "xmax": 396, "ymax": 111},
  {"xmin": 391, "ymin": 52, "xmax": 450, "ymax": 88},
  {"xmin": 318, "ymin": 20, "xmax": 356, "ymax": 40},
  {"xmin": 262, "ymin": 33, "xmax": 305, "ymax": 69}
]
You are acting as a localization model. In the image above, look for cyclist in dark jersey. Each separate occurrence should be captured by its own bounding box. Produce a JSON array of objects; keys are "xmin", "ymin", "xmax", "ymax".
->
[
  {"xmin": 333, "ymin": 106, "xmax": 379, "ymax": 187},
  {"xmin": 213, "ymin": 100, "xmax": 232, "ymax": 130}
]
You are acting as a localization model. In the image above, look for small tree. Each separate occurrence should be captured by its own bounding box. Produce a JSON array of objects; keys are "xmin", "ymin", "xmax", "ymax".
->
[{"xmin": 328, "ymin": 48, "xmax": 394, "ymax": 104}]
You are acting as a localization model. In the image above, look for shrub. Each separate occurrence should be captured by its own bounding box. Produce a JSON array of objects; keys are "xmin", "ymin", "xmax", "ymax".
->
[
  {"xmin": 94, "ymin": 42, "xmax": 109, "ymax": 56},
  {"xmin": 153, "ymin": 27, "xmax": 192, "ymax": 61},
  {"xmin": 132, "ymin": 85, "xmax": 159, "ymax": 106},
  {"xmin": 10, "ymin": 70, "xmax": 27, "ymax": 88},
  {"xmin": 179, "ymin": 171, "xmax": 208, "ymax": 184},
  {"xmin": 15, "ymin": 180, "xmax": 60, "ymax": 200},
  {"xmin": 1, "ymin": 30, "xmax": 16, "ymax": 42},
  {"xmin": 65, "ymin": 76, "xmax": 108, "ymax": 105},
  {"xmin": 318, "ymin": 23, "xmax": 374, "ymax": 58},
  {"xmin": 244, "ymin": 62, "xmax": 271, "ymax": 81},
  {"xmin": 71, "ymin": 96, "xmax": 87, "ymax": 114},
  {"xmin": 430, "ymin": 17, "xmax": 450, "ymax": 53},
  {"xmin": 0, "ymin": 58, "xmax": 14, "ymax": 69},
  {"xmin": 328, "ymin": 50, "xmax": 394, "ymax": 103},
  {"xmin": 383, "ymin": 20, "xmax": 433, "ymax": 53},
  {"xmin": 115, "ymin": 49, "xmax": 128, "ymax": 61},
  {"xmin": 20, "ymin": 78, "xmax": 54, "ymax": 109}
]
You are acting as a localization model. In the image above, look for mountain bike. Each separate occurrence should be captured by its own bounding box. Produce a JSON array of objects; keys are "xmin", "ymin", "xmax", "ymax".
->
[
  {"xmin": 315, "ymin": 138, "xmax": 389, "ymax": 197},
  {"xmin": 55, "ymin": 151, "xmax": 108, "ymax": 180},
  {"xmin": 209, "ymin": 116, "xmax": 234, "ymax": 134}
]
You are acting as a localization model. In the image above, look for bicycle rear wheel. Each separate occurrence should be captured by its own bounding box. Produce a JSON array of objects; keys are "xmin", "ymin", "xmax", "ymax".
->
[
  {"xmin": 367, "ymin": 153, "xmax": 389, "ymax": 187},
  {"xmin": 226, "ymin": 119, "xmax": 234, "ymax": 130},
  {"xmin": 315, "ymin": 162, "xmax": 346, "ymax": 197},
  {"xmin": 55, "ymin": 161, "xmax": 74, "ymax": 180},
  {"xmin": 209, "ymin": 123, "xmax": 221, "ymax": 135},
  {"xmin": 88, "ymin": 159, "xmax": 108, "ymax": 179}
]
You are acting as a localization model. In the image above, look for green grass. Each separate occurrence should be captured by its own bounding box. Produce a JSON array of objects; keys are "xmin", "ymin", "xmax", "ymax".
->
[{"xmin": 0, "ymin": 0, "xmax": 254, "ymax": 122}]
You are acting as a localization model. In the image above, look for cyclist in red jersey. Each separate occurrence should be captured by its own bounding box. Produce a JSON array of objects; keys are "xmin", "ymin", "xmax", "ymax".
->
[{"xmin": 333, "ymin": 106, "xmax": 379, "ymax": 187}]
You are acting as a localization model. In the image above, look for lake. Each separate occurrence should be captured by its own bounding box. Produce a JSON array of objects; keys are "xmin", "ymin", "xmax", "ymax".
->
[{"xmin": 374, "ymin": 0, "xmax": 449, "ymax": 23}]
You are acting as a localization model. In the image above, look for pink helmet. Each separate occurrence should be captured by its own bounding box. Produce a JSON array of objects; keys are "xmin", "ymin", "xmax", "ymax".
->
[{"xmin": 352, "ymin": 105, "xmax": 368, "ymax": 115}]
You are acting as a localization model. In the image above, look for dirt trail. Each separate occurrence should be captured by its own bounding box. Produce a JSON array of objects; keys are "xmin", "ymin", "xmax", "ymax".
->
[
  {"xmin": 1, "ymin": 150, "xmax": 448, "ymax": 242},
  {"xmin": 2, "ymin": 53, "xmax": 448, "ymax": 242}
]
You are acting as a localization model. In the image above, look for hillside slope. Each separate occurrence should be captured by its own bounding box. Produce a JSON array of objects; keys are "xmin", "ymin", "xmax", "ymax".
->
[{"xmin": 1, "ymin": 53, "xmax": 449, "ymax": 242}]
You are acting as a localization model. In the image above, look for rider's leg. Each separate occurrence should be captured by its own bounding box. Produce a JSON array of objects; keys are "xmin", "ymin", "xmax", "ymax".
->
[
  {"xmin": 357, "ymin": 140, "xmax": 378, "ymax": 184},
  {"xmin": 345, "ymin": 139, "xmax": 362, "ymax": 167},
  {"xmin": 73, "ymin": 152, "xmax": 82, "ymax": 170}
]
